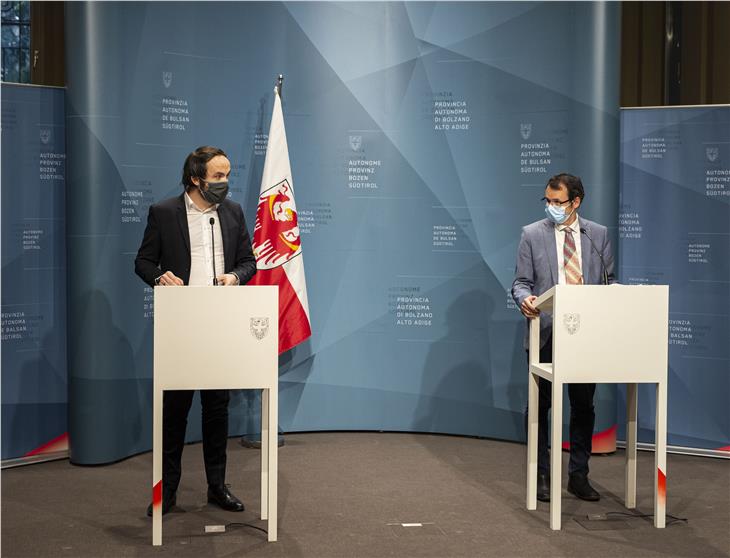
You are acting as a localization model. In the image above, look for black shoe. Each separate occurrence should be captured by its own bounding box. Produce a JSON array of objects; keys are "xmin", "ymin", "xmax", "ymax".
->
[
  {"xmin": 568, "ymin": 474, "xmax": 600, "ymax": 501},
  {"xmin": 207, "ymin": 485, "xmax": 245, "ymax": 512},
  {"xmin": 537, "ymin": 472, "xmax": 550, "ymax": 502},
  {"xmin": 146, "ymin": 490, "xmax": 176, "ymax": 517}
]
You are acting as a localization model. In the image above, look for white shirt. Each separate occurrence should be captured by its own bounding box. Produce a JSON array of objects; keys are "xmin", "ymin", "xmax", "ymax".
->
[
  {"xmin": 554, "ymin": 215, "xmax": 582, "ymax": 285},
  {"xmin": 185, "ymin": 193, "xmax": 225, "ymax": 286}
]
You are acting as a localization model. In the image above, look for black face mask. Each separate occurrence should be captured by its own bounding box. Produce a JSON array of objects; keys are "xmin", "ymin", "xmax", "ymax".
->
[{"xmin": 198, "ymin": 180, "xmax": 229, "ymax": 204}]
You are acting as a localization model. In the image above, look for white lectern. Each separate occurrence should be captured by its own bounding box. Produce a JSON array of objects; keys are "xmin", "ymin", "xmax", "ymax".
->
[
  {"xmin": 526, "ymin": 285, "xmax": 669, "ymax": 530},
  {"xmin": 152, "ymin": 286, "xmax": 278, "ymax": 545}
]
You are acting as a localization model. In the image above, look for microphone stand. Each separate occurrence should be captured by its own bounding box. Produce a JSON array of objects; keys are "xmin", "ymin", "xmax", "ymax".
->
[
  {"xmin": 210, "ymin": 217, "xmax": 218, "ymax": 285},
  {"xmin": 580, "ymin": 227, "xmax": 609, "ymax": 285}
]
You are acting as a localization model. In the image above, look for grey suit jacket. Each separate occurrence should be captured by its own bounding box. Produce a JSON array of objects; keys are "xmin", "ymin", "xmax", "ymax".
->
[{"xmin": 511, "ymin": 216, "xmax": 616, "ymax": 349}]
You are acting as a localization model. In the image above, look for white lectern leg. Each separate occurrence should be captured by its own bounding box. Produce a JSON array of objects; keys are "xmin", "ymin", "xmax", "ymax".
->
[
  {"xmin": 152, "ymin": 387, "xmax": 163, "ymax": 546},
  {"xmin": 526, "ymin": 371, "xmax": 539, "ymax": 510},
  {"xmin": 261, "ymin": 388, "xmax": 269, "ymax": 521},
  {"xmin": 260, "ymin": 386, "xmax": 278, "ymax": 541},
  {"xmin": 268, "ymin": 386, "xmax": 278, "ymax": 542},
  {"xmin": 527, "ymin": 316, "xmax": 540, "ymax": 512},
  {"xmin": 550, "ymin": 381, "xmax": 563, "ymax": 530},
  {"xmin": 625, "ymin": 382, "xmax": 638, "ymax": 509},
  {"xmin": 655, "ymin": 381, "xmax": 667, "ymax": 528}
]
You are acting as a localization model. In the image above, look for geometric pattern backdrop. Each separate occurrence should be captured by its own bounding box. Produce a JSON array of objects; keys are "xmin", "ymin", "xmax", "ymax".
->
[
  {"xmin": 619, "ymin": 106, "xmax": 730, "ymax": 452},
  {"xmin": 64, "ymin": 1, "xmax": 621, "ymax": 464},
  {"xmin": 1, "ymin": 84, "xmax": 67, "ymax": 460}
]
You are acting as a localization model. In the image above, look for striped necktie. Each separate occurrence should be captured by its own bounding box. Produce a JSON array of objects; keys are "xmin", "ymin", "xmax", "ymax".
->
[{"xmin": 563, "ymin": 228, "xmax": 583, "ymax": 284}]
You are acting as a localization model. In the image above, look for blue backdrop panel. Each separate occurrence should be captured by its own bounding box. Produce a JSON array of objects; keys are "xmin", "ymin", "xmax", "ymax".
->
[
  {"xmin": 65, "ymin": 1, "xmax": 620, "ymax": 464},
  {"xmin": 619, "ymin": 106, "xmax": 730, "ymax": 451},
  {"xmin": 1, "ymin": 84, "xmax": 67, "ymax": 460}
]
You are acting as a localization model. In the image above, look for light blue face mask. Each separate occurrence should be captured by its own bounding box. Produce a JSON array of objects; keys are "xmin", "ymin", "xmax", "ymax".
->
[{"xmin": 544, "ymin": 203, "xmax": 574, "ymax": 224}]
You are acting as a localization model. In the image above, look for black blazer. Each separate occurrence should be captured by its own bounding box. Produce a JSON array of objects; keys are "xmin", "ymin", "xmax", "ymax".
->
[{"xmin": 134, "ymin": 194, "xmax": 257, "ymax": 287}]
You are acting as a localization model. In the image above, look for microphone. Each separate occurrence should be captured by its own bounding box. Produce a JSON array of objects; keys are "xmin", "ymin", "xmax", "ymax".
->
[
  {"xmin": 580, "ymin": 227, "xmax": 609, "ymax": 285},
  {"xmin": 209, "ymin": 217, "xmax": 218, "ymax": 286}
]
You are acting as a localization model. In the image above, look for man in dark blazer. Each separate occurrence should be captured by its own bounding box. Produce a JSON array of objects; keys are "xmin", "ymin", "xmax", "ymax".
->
[
  {"xmin": 135, "ymin": 146, "xmax": 256, "ymax": 516},
  {"xmin": 511, "ymin": 173, "xmax": 616, "ymax": 503}
]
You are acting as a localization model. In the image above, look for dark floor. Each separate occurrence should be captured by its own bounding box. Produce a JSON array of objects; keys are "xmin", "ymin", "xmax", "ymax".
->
[{"xmin": 2, "ymin": 432, "xmax": 729, "ymax": 557}]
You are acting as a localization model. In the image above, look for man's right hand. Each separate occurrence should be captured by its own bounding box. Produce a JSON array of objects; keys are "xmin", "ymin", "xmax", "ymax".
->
[
  {"xmin": 520, "ymin": 295, "xmax": 540, "ymax": 319},
  {"xmin": 156, "ymin": 271, "xmax": 184, "ymax": 286}
]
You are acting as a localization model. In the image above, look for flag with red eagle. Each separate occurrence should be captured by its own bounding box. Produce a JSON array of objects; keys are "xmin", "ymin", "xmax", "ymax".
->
[{"xmin": 248, "ymin": 84, "xmax": 311, "ymax": 354}]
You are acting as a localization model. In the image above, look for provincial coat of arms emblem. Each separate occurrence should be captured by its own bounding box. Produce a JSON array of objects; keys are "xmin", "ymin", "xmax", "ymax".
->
[
  {"xmin": 250, "ymin": 317, "xmax": 270, "ymax": 340},
  {"xmin": 520, "ymin": 123, "xmax": 532, "ymax": 140},
  {"xmin": 563, "ymin": 313, "xmax": 580, "ymax": 335},
  {"xmin": 252, "ymin": 179, "xmax": 301, "ymax": 269},
  {"xmin": 349, "ymin": 135, "xmax": 362, "ymax": 151}
]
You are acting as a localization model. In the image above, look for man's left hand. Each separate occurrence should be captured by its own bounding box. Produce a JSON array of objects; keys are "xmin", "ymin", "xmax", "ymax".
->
[{"xmin": 216, "ymin": 274, "xmax": 239, "ymax": 286}]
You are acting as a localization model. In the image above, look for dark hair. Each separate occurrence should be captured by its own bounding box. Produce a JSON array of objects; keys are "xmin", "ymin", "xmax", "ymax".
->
[
  {"xmin": 546, "ymin": 173, "xmax": 584, "ymax": 203},
  {"xmin": 181, "ymin": 146, "xmax": 227, "ymax": 190}
]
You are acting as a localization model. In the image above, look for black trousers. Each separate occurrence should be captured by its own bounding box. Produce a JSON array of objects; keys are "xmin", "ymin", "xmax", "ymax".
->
[
  {"xmin": 525, "ymin": 337, "xmax": 596, "ymax": 476},
  {"xmin": 163, "ymin": 389, "xmax": 230, "ymax": 493}
]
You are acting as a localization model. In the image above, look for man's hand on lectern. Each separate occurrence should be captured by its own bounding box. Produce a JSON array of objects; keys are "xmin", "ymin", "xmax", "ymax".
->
[
  {"xmin": 520, "ymin": 295, "xmax": 540, "ymax": 319},
  {"xmin": 216, "ymin": 273, "xmax": 239, "ymax": 286},
  {"xmin": 157, "ymin": 271, "xmax": 184, "ymax": 286}
]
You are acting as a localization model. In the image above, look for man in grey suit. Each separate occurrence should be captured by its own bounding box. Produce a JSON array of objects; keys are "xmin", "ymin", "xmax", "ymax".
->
[{"xmin": 511, "ymin": 173, "xmax": 615, "ymax": 503}]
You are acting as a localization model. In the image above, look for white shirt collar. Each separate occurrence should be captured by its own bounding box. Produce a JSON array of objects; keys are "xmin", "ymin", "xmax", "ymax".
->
[
  {"xmin": 184, "ymin": 191, "xmax": 218, "ymax": 214},
  {"xmin": 556, "ymin": 214, "xmax": 580, "ymax": 234}
]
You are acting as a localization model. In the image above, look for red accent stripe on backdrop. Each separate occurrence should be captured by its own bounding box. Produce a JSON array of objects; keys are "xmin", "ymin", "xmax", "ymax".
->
[
  {"xmin": 24, "ymin": 432, "xmax": 69, "ymax": 457},
  {"xmin": 716, "ymin": 445, "xmax": 730, "ymax": 452},
  {"xmin": 658, "ymin": 468, "xmax": 666, "ymax": 505},
  {"xmin": 562, "ymin": 424, "xmax": 617, "ymax": 453},
  {"xmin": 153, "ymin": 481, "xmax": 162, "ymax": 507},
  {"xmin": 250, "ymin": 265, "xmax": 311, "ymax": 354}
]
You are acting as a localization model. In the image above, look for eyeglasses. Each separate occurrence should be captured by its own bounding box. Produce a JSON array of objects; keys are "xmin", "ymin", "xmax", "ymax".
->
[{"xmin": 541, "ymin": 197, "xmax": 572, "ymax": 207}]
